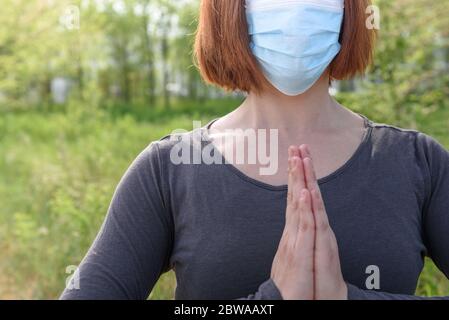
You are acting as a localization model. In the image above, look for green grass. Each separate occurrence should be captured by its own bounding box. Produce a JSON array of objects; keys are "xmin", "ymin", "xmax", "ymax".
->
[
  {"xmin": 0, "ymin": 98, "xmax": 237, "ymax": 299},
  {"xmin": 0, "ymin": 98, "xmax": 448, "ymax": 299}
]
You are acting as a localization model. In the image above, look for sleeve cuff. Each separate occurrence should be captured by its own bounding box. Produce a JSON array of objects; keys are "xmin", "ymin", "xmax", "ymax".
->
[
  {"xmin": 259, "ymin": 278, "xmax": 284, "ymax": 300},
  {"xmin": 346, "ymin": 283, "xmax": 365, "ymax": 300}
]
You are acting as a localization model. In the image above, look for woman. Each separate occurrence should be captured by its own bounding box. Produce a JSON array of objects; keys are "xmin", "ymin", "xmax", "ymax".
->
[{"xmin": 61, "ymin": 0, "xmax": 449, "ymax": 300}]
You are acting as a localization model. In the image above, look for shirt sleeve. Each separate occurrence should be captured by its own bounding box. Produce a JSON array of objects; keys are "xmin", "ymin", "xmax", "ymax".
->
[
  {"xmin": 59, "ymin": 141, "xmax": 282, "ymax": 300},
  {"xmin": 346, "ymin": 132, "xmax": 449, "ymax": 300},
  {"xmin": 60, "ymin": 142, "xmax": 173, "ymax": 300},
  {"xmin": 239, "ymin": 279, "xmax": 284, "ymax": 300}
]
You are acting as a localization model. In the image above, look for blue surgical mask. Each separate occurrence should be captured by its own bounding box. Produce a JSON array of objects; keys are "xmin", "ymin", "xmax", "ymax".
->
[{"xmin": 245, "ymin": 0, "xmax": 344, "ymax": 96}]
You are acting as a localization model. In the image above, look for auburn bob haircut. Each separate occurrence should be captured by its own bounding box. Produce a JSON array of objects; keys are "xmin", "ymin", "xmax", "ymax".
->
[{"xmin": 194, "ymin": 0, "xmax": 376, "ymax": 94}]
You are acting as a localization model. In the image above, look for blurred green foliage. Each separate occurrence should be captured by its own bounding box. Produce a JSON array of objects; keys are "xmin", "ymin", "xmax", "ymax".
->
[
  {"xmin": 0, "ymin": 0, "xmax": 448, "ymax": 299},
  {"xmin": 339, "ymin": 0, "xmax": 449, "ymax": 127}
]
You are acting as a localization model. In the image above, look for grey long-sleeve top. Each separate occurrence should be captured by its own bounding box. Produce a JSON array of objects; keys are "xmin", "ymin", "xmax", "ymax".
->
[{"xmin": 60, "ymin": 115, "xmax": 449, "ymax": 300}]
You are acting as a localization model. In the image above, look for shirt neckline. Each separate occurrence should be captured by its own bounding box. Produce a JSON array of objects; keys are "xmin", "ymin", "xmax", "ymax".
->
[{"xmin": 201, "ymin": 113, "xmax": 374, "ymax": 191}]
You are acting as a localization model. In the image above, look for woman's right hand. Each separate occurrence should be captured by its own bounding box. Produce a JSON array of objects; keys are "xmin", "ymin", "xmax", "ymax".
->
[{"xmin": 270, "ymin": 146, "xmax": 315, "ymax": 300}]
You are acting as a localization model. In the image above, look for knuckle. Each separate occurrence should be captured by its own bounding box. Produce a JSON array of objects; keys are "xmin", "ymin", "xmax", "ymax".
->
[
  {"xmin": 299, "ymin": 220, "xmax": 310, "ymax": 232},
  {"xmin": 279, "ymin": 241, "xmax": 288, "ymax": 255},
  {"xmin": 317, "ymin": 219, "xmax": 329, "ymax": 231},
  {"xmin": 286, "ymin": 248, "xmax": 296, "ymax": 264},
  {"xmin": 292, "ymin": 199, "xmax": 299, "ymax": 210},
  {"xmin": 327, "ymin": 248, "xmax": 336, "ymax": 261},
  {"xmin": 331, "ymin": 235, "xmax": 339, "ymax": 251},
  {"xmin": 281, "ymin": 230, "xmax": 290, "ymax": 242}
]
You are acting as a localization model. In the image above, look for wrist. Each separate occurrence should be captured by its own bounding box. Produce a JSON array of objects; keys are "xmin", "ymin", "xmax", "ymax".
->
[{"xmin": 336, "ymin": 282, "xmax": 348, "ymax": 300}]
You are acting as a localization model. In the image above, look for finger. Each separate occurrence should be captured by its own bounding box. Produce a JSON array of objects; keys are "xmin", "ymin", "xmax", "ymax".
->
[
  {"xmin": 286, "ymin": 146, "xmax": 299, "ymax": 173},
  {"xmin": 286, "ymin": 152, "xmax": 301, "ymax": 202},
  {"xmin": 286, "ymin": 146, "xmax": 299, "ymax": 176},
  {"xmin": 310, "ymin": 187, "xmax": 335, "ymax": 279},
  {"xmin": 295, "ymin": 189, "xmax": 315, "ymax": 251},
  {"xmin": 303, "ymin": 155, "xmax": 327, "ymax": 231},
  {"xmin": 292, "ymin": 155, "xmax": 306, "ymax": 193},
  {"xmin": 299, "ymin": 144, "xmax": 319, "ymax": 191},
  {"xmin": 301, "ymin": 154, "xmax": 330, "ymax": 230},
  {"xmin": 312, "ymin": 187, "xmax": 342, "ymax": 274},
  {"xmin": 285, "ymin": 157, "xmax": 302, "ymax": 240},
  {"xmin": 294, "ymin": 189, "xmax": 315, "ymax": 277},
  {"xmin": 311, "ymin": 188, "xmax": 330, "ymax": 235},
  {"xmin": 287, "ymin": 156, "xmax": 305, "ymax": 203},
  {"xmin": 281, "ymin": 157, "xmax": 294, "ymax": 248},
  {"xmin": 299, "ymin": 144, "xmax": 312, "ymax": 161},
  {"xmin": 302, "ymin": 156, "xmax": 319, "ymax": 192},
  {"xmin": 286, "ymin": 157, "xmax": 294, "ymax": 205},
  {"xmin": 289, "ymin": 145, "xmax": 300, "ymax": 159}
]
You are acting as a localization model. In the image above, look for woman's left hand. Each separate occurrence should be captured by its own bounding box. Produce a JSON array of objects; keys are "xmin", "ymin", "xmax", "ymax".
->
[{"xmin": 297, "ymin": 145, "xmax": 348, "ymax": 300}]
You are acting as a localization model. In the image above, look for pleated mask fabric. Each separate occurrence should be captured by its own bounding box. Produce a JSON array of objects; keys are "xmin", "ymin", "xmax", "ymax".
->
[{"xmin": 246, "ymin": 0, "xmax": 344, "ymax": 96}]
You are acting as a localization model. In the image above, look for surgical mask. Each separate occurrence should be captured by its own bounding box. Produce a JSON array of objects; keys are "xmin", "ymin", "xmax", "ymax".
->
[{"xmin": 245, "ymin": 0, "xmax": 344, "ymax": 96}]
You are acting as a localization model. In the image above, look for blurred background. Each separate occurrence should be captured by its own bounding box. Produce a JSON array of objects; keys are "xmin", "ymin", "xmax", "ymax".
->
[{"xmin": 0, "ymin": 0, "xmax": 448, "ymax": 299}]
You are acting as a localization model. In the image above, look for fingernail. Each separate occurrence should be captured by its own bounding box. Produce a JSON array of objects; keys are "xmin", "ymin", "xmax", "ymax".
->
[
  {"xmin": 304, "ymin": 145, "xmax": 312, "ymax": 158},
  {"xmin": 288, "ymin": 146, "xmax": 295, "ymax": 157},
  {"xmin": 291, "ymin": 157, "xmax": 298, "ymax": 167}
]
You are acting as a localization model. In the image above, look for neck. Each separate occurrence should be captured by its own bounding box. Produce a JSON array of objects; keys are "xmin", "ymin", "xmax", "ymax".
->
[{"xmin": 237, "ymin": 73, "xmax": 342, "ymax": 135}]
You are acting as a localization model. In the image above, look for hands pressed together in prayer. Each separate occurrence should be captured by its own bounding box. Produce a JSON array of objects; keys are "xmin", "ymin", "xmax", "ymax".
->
[{"xmin": 271, "ymin": 145, "xmax": 348, "ymax": 300}]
